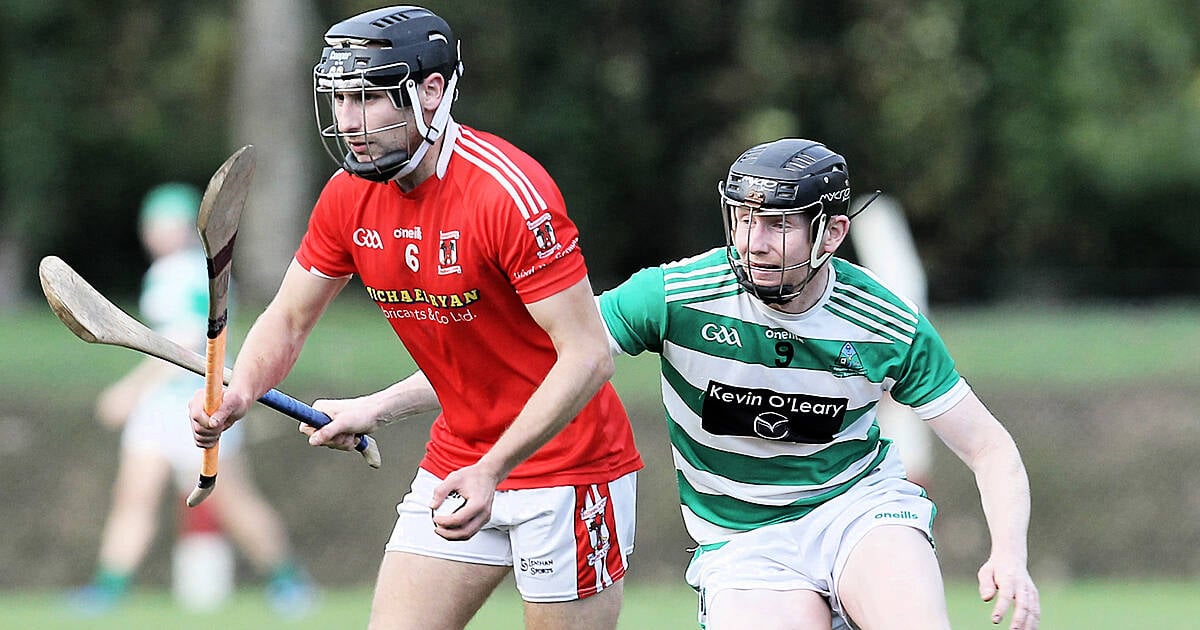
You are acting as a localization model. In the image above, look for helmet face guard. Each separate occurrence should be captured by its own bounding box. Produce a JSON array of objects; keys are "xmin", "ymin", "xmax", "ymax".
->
[
  {"xmin": 312, "ymin": 6, "xmax": 462, "ymax": 183},
  {"xmin": 720, "ymin": 185, "xmax": 832, "ymax": 304},
  {"xmin": 719, "ymin": 139, "xmax": 852, "ymax": 304}
]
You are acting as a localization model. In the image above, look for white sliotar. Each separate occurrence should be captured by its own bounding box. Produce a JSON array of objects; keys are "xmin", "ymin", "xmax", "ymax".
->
[{"xmin": 433, "ymin": 491, "xmax": 467, "ymax": 517}]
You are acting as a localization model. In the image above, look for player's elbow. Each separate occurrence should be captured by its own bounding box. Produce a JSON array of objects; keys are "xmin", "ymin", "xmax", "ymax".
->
[
  {"xmin": 596, "ymin": 350, "xmax": 615, "ymax": 382},
  {"xmin": 578, "ymin": 343, "xmax": 615, "ymax": 385}
]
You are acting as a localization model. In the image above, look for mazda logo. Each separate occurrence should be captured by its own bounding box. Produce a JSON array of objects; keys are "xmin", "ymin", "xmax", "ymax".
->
[{"xmin": 752, "ymin": 412, "xmax": 790, "ymax": 440}]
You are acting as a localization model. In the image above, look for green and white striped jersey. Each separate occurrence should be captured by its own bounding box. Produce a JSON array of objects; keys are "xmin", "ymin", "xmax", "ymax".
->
[
  {"xmin": 140, "ymin": 247, "xmax": 211, "ymax": 395},
  {"xmin": 140, "ymin": 248, "xmax": 210, "ymax": 347},
  {"xmin": 598, "ymin": 247, "xmax": 968, "ymax": 544}
]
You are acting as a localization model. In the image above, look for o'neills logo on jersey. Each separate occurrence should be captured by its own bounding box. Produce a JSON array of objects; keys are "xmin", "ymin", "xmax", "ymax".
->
[
  {"xmin": 393, "ymin": 226, "xmax": 422, "ymax": 240},
  {"xmin": 765, "ymin": 328, "xmax": 805, "ymax": 343},
  {"xmin": 365, "ymin": 285, "xmax": 480, "ymax": 308},
  {"xmin": 527, "ymin": 214, "xmax": 560, "ymax": 259}
]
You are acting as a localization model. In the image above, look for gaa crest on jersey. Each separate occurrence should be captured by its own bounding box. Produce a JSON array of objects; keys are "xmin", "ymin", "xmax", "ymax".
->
[
  {"xmin": 701, "ymin": 323, "xmax": 742, "ymax": 347},
  {"xmin": 527, "ymin": 214, "xmax": 561, "ymax": 259},
  {"xmin": 353, "ymin": 227, "xmax": 385, "ymax": 250},
  {"xmin": 438, "ymin": 230, "xmax": 462, "ymax": 275}
]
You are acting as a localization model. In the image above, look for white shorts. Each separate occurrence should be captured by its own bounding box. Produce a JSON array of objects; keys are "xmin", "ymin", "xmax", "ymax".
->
[
  {"xmin": 686, "ymin": 457, "xmax": 934, "ymax": 629},
  {"xmin": 386, "ymin": 468, "xmax": 637, "ymax": 603},
  {"xmin": 121, "ymin": 380, "xmax": 244, "ymax": 492}
]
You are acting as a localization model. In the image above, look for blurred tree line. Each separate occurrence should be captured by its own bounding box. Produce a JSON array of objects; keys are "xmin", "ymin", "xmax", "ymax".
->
[{"xmin": 2, "ymin": 0, "xmax": 1198, "ymax": 308}]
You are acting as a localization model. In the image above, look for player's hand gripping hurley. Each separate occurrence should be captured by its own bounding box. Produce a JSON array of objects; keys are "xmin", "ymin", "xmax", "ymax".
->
[{"xmin": 37, "ymin": 255, "xmax": 382, "ymax": 471}]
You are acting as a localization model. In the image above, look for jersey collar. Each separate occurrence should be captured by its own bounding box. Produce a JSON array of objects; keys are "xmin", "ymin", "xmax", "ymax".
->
[{"xmin": 749, "ymin": 260, "xmax": 838, "ymax": 321}]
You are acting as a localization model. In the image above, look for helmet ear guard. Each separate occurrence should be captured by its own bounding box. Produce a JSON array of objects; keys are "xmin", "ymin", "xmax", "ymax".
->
[{"xmin": 808, "ymin": 212, "xmax": 834, "ymax": 269}]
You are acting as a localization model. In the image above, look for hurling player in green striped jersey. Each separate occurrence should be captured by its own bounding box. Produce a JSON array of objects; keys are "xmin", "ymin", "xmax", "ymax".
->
[{"xmin": 598, "ymin": 139, "xmax": 1039, "ymax": 630}]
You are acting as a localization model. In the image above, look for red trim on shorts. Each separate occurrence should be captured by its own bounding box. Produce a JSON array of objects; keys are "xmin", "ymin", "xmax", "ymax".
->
[{"xmin": 573, "ymin": 482, "xmax": 625, "ymax": 598}]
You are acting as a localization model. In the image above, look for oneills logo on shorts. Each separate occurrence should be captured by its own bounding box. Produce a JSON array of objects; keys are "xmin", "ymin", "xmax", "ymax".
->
[{"xmin": 874, "ymin": 510, "xmax": 921, "ymax": 520}]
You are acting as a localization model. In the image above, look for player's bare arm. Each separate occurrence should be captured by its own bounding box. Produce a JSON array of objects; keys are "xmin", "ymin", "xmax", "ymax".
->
[
  {"xmin": 928, "ymin": 392, "xmax": 1041, "ymax": 630},
  {"xmin": 304, "ymin": 370, "xmax": 442, "ymax": 450},
  {"xmin": 191, "ymin": 260, "xmax": 348, "ymax": 445},
  {"xmin": 96, "ymin": 357, "xmax": 182, "ymax": 428},
  {"xmin": 98, "ymin": 318, "xmax": 206, "ymax": 428},
  {"xmin": 432, "ymin": 275, "xmax": 615, "ymax": 540}
]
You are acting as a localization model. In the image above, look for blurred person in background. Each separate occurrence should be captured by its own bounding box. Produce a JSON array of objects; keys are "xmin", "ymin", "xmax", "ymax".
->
[
  {"xmin": 847, "ymin": 195, "xmax": 934, "ymax": 489},
  {"xmin": 70, "ymin": 183, "xmax": 316, "ymax": 617},
  {"xmin": 190, "ymin": 6, "xmax": 641, "ymax": 629},
  {"xmin": 596, "ymin": 138, "xmax": 1039, "ymax": 629}
]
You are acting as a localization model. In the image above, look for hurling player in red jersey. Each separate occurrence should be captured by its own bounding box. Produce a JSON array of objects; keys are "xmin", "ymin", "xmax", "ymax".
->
[{"xmin": 190, "ymin": 6, "xmax": 642, "ymax": 629}]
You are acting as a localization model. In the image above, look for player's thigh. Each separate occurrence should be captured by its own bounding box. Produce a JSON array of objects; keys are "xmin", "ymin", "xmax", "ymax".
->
[
  {"xmin": 837, "ymin": 524, "xmax": 950, "ymax": 630},
  {"xmin": 707, "ymin": 587, "xmax": 831, "ymax": 630},
  {"xmin": 523, "ymin": 578, "xmax": 623, "ymax": 630},
  {"xmin": 369, "ymin": 550, "xmax": 509, "ymax": 630}
]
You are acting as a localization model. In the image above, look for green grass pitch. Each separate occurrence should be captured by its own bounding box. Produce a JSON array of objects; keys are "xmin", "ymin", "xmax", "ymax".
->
[{"xmin": 2, "ymin": 579, "xmax": 1196, "ymax": 629}]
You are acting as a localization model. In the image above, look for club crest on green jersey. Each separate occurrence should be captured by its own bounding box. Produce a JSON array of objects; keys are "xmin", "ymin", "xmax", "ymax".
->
[{"xmin": 833, "ymin": 342, "xmax": 866, "ymax": 377}]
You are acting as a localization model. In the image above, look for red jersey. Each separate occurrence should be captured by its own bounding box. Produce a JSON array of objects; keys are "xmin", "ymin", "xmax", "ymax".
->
[{"xmin": 295, "ymin": 123, "xmax": 642, "ymax": 489}]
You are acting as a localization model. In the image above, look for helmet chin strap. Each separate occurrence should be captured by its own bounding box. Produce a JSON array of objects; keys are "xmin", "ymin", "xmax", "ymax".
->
[
  {"xmin": 392, "ymin": 61, "xmax": 461, "ymax": 180},
  {"xmin": 341, "ymin": 148, "xmax": 411, "ymax": 182}
]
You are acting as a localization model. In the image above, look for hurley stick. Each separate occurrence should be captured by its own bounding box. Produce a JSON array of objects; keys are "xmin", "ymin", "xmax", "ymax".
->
[
  {"xmin": 185, "ymin": 146, "xmax": 258, "ymax": 506},
  {"xmin": 182, "ymin": 146, "xmax": 255, "ymax": 506},
  {"xmin": 38, "ymin": 254, "xmax": 382, "ymax": 467}
]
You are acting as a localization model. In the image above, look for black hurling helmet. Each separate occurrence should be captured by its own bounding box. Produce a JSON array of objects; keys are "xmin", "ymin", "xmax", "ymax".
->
[
  {"xmin": 313, "ymin": 6, "xmax": 463, "ymax": 182},
  {"xmin": 719, "ymin": 138, "xmax": 852, "ymax": 304}
]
